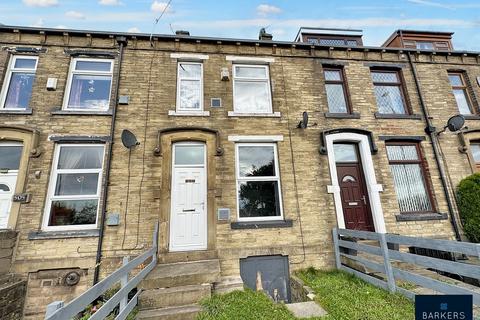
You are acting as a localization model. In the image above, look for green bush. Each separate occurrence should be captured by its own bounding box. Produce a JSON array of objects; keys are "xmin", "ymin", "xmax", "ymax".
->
[{"xmin": 457, "ymin": 173, "xmax": 480, "ymax": 242}]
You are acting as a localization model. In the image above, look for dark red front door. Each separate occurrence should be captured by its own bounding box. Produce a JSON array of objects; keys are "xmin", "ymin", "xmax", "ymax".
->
[{"xmin": 334, "ymin": 144, "xmax": 374, "ymax": 231}]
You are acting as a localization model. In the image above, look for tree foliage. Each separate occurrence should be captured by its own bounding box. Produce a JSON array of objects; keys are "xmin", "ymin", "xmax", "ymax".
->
[{"xmin": 457, "ymin": 173, "xmax": 480, "ymax": 243}]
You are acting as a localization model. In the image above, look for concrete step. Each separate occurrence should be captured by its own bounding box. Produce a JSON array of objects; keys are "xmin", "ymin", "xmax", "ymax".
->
[
  {"xmin": 158, "ymin": 250, "xmax": 218, "ymax": 264},
  {"xmin": 213, "ymin": 276, "xmax": 244, "ymax": 294},
  {"xmin": 139, "ymin": 284, "xmax": 211, "ymax": 309},
  {"xmin": 137, "ymin": 304, "xmax": 202, "ymax": 320},
  {"xmin": 139, "ymin": 259, "xmax": 220, "ymax": 290}
]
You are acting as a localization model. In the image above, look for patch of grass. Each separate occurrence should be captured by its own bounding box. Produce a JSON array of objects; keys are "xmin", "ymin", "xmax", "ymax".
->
[
  {"xmin": 197, "ymin": 288, "xmax": 297, "ymax": 320},
  {"xmin": 298, "ymin": 268, "xmax": 414, "ymax": 320}
]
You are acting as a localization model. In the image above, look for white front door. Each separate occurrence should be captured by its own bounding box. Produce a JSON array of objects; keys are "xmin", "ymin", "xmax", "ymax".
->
[
  {"xmin": 169, "ymin": 143, "xmax": 207, "ymax": 252},
  {"xmin": 0, "ymin": 142, "xmax": 23, "ymax": 229}
]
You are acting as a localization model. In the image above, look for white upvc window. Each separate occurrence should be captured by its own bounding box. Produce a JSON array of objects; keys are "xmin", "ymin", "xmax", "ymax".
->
[
  {"xmin": 233, "ymin": 64, "xmax": 272, "ymax": 114},
  {"xmin": 176, "ymin": 62, "xmax": 203, "ymax": 112},
  {"xmin": 43, "ymin": 144, "xmax": 105, "ymax": 230},
  {"xmin": 0, "ymin": 55, "xmax": 38, "ymax": 110},
  {"xmin": 63, "ymin": 58, "xmax": 114, "ymax": 111},
  {"xmin": 235, "ymin": 143, "xmax": 283, "ymax": 221}
]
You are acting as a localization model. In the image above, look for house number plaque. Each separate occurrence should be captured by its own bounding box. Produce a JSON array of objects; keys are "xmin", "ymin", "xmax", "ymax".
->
[{"xmin": 13, "ymin": 193, "xmax": 31, "ymax": 203}]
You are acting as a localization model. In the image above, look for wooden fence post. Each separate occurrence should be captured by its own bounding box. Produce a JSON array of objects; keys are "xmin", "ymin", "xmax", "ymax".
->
[
  {"xmin": 379, "ymin": 233, "xmax": 396, "ymax": 293},
  {"xmin": 332, "ymin": 228, "xmax": 342, "ymax": 269},
  {"xmin": 45, "ymin": 301, "xmax": 64, "ymax": 319},
  {"xmin": 119, "ymin": 256, "xmax": 129, "ymax": 312}
]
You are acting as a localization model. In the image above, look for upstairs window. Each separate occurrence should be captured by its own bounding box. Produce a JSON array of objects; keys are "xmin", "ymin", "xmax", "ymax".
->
[
  {"xmin": 386, "ymin": 143, "xmax": 433, "ymax": 213},
  {"xmin": 416, "ymin": 42, "xmax": 434, "ymax": 50},
  {"xmin": 324, "ymin": 67, "xmax": 350, "ymax": 113},
  {"xmin": 371, "ymin": 69, "xmax": 408, "ymax": 114},
  {"xmin": 235, "ymin": 143, "xmax": 283, "ymax": 221},
  {"xmin": 64, "ymin": 58, "xmax": 113, "ymax": 111},
  {"xmin": 233, "ymin": 65, "xmax": 272, "ymax": 114},
  {"xmin": 448, "ymin": 72, "xmax": 473, "ymax": 115},
  {"xmin": 44, "ymin": 144, "xmax": 105, "ymax": 230},
  {"xmin": 176, "ymin": 62, "xmax": 203, "ymax": 112},
  {"xmin": 0, "ymin": 55, "xmax": 38, "ymax": 110}
]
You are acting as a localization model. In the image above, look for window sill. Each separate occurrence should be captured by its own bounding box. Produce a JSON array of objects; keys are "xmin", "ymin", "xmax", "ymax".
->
[
  {"xmin": 168, "ymin": 110, "xmax": 210, "ymax": 117},
  {"xmin": 0, "ymin": 108, "xmax": 33, "ymax": 115},
  {"xmin": 228, "ymin": 111, "xmax": 281, "ymax": 118},
  {"xmin": 230, "ymin": 219, "xmax": 292, "ymax": 229},
  {"xmin": 374, "ymin": 112, "xmax": 422, "ymax": 120},
  {"xmin": 395, "ymin": 212, "xmax": 448, "ymax": 222},
  {"xmin": 51, "ymin": 109, "xmax": 113, "ymax": 116},
  {"xmin": 28, "ymin": 229, "xmax": 100, "ymax": 240},
  {"xmin": 324, "ymin": 112, "xmax": 360, "ymax": 119},
  {"xmin": 463, "ymin": 115, "xmax": 480, "ymax": 120}
]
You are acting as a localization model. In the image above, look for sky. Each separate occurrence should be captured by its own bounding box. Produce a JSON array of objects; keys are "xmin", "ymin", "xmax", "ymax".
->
[{"xmin": 1, "ymin": 0, "xmax": 479, "ymax": 50}]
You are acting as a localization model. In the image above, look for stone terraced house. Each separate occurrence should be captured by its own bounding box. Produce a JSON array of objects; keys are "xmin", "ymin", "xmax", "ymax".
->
[{"xmin": 0, "ymin": 25, "xmax": 479, "ymax": 319}]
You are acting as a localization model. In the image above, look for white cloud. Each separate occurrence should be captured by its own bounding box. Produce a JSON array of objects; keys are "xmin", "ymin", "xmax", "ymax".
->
[
  {"xmin": 23, "ymin": 0, "xmax": 58, "ymax": 7},
  {"xmin": 65, "ymin": 11, "xmax": 86, "ymax": 20},
  {"xmin": 151, "ymin": 1, "xmax": 172, "ymax": 13},
  {"xmin": 55, "ymin": 25, "xmax": 68, "ymax": 29},
  {"xmin": 407, "ymin": 0, "xmax": 480, "ymax": 10},
  {"xmin": 99, "ymin": 0, "xmax": 121, "ymax": 5},
  {"xmin": 127, "ymin": 27, "xmax": 141, "ymax": 33},
  {"xmin": 256, "ymin": 4, "xmax": 281, "ymax": 16},
  {"xmin": 32, "ymin": 18, "xmax": 44, "ymax": 27},
  {"xmin": 407, "ymin": 0, "xmax": 453, "ymax": 9}
]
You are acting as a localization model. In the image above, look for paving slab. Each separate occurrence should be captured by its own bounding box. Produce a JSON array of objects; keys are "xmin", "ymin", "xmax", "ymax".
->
[{"xmin": 286, "ymin": 301, "xmax": 328, "ymax": 318}]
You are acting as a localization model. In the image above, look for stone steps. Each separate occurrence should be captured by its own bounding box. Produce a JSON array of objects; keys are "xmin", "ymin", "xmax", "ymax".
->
[
  {"xmin": 139, "ymin": 284, "xmax": 211, "ymax": 309},
  {"xmin": 137, "ymin": 258, "xmax": 221, "ymax": 320},
  {"xmin": 137, "ymin": 304, "xmax": 202, "ymax": 320}
]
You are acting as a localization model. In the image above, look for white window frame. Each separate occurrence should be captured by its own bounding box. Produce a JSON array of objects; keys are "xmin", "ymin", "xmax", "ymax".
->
[
  {"xmin": 176, "ymin": 61, "xmax": 204, "ymax": 113},
  {"xmin": 235, "ymin": 142, "xmax": 283, "ymax": 222},
  {"xmin": 232, "ymin": 64, "xmax": 273, "ymax": 114},
  {"xmin": 42, "ymin": 144, "xmax": 105, "ymax": 231},
  {"xmin": 0, "ymin": 55, "xmax": 38, "ymax": 110},
  {"xmin": 62, "ymin": 57, "xmax": 114, "ymax": 111}
]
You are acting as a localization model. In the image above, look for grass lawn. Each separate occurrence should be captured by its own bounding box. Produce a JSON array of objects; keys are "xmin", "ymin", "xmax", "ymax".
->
[
  {"xmin": 197, "ymin": 268, "xmax": 414, "ymax": 320},
  {"xmin": 298, "ymin": 268, "xmax": 415, "ymax": 320}
]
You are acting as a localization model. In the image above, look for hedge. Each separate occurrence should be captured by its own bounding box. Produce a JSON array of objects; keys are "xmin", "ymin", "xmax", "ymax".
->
[{"xmin": 457, "ymin": 173, "xmax": 480, "ymax": 243}]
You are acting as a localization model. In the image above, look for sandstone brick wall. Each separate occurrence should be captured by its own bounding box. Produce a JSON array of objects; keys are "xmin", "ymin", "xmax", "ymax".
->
[
  {"xmin": 1, "ymin": 28, "xmax": 479, "ymax": 316},
  {"xmin": 0, "ymin": 274, "xmax": 26, "ymax": 320}
]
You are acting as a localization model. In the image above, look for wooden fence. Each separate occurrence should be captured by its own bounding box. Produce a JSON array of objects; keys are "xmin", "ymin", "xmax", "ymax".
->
[
  {"xmin": 45, "ymin": 222, "xmax": 158, "ymax": 320},
  {"xmin": 332, "ymin": 228, "xmax": 480, "ymax": 304}
]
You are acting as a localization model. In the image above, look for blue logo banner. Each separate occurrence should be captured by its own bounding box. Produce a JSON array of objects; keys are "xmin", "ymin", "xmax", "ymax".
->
[{"xmin": 415, "ymin": 295, "xmax": 472, "ymax": 320}]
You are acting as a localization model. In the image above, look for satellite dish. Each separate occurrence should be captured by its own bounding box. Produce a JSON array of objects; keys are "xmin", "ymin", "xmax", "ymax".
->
[
  {"xmin": 297, "ymin": 111, "xmax": 309, "ymax": 129},
  {"xmin": 121, "ymin": 129, "xmax": 140, "ymax": 149},
  {"xmin": 447, "ymin": 115, "xmax": 465, "ymax": 132}
]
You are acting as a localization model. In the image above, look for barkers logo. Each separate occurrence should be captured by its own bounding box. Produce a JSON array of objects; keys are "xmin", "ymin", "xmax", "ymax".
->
[{"xmin": 415, "ymin": 295, "xmax": 472, "ymax": 320}]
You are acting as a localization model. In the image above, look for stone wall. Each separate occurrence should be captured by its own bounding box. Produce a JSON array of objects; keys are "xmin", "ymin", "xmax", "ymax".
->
[{"xmin": 0, "ymin": 274, "xmax": 27, "ymax": 320}]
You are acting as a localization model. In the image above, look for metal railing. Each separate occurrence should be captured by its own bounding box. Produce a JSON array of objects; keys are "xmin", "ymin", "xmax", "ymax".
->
[
  {"xmin": 332, "ymin": 228, "xmax": 480, "ymax": 304},
  {"xmin": 45, "ymin": 222, "xmax": 158, "ymax": 320}
]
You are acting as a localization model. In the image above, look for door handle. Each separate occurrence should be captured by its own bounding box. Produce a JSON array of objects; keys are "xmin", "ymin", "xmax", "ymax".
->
[
  {"xmin": 182, "ymin": 209, "xmax": 196, "ymax": 212},
  {"xmin": 360, "ymin": 195, "xmax": 367, "ymax": 204}
]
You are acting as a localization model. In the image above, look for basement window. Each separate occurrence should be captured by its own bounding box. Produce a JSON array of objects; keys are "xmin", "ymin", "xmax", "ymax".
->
[
  {"xmin": 0, "ymin": 55, "xmax": 38, "ymax": 110},
  {"xmin": 235, "ymin": 143, "xmax": 283, "ymax": 221},
  {"xmin": 63, "ymin": 58, "xmax": 113, "ymax": 111},
  {"xmin": 43, "ymin": 144, "xmax": 105, "ymax": 230},
  {"xmin": 233, "ymin": 65, "xmax": 272, "ymax": 114}
]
